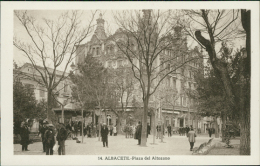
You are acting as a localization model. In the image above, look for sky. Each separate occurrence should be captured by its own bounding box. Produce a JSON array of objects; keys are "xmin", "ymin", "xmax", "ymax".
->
[{"xmin": 13, "ymin": 10, "xmax": 246, "ymax": 72}]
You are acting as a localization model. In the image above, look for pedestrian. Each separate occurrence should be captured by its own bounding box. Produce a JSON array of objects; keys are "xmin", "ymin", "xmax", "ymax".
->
[
  {"xmin": 20, "ymin": 122, "xmax": 30, "ymax": 151},
  {"xmin": 113, "ymin": 125, "xmax": 117, "ymax": 136},
  {"xmin": 185, "ymin": 125, "xmax": 190, "ymax": 136},
  {"xmin": 135, "ymin": 121, "xmax": 142, "ymax": 145},
  {"xmin": 208, "ymin": 127, "xmax": 212, "ymax": 137},
  {"xmin": 187, "ymin": 128, "xmax": 196, "ymax": 151},
  {"xmin": 56, "ymin": 123, "xmax": 67, "ymax": 155},
  {"xmin": 44, "ymin": 124, "xmax": 56, "ymax": 155},
  {"xmin": 132, "ymin": 125, "xmax": 136, "ymax": 138},
  {"xmin": 78, "ymin": 121, "xmax": 82, "ymax": 136},
  {"xmin": 101, "ymin": 123, "xmax": 109, "ymax": 148},
  {"xmin": 109, "ymin": 125, "xmax": 113, "ymax": 136},
  {"xmin": 167, "ymin": 124, "xmax": 172, "ymax": 137},
  {"xmin": 74, "ymin": 121, "xmax": 78, "ymax": 137},
  {"xmin": 39, "ymin": 121, "xmax": 48, "ymax": 152},
  {"xmin": 147, "ymin": 123, "xmax": 151, "ymax": 138},
  {"xmin": 156, "ymin": 124, "xmax": 161, "ymax": 139}
]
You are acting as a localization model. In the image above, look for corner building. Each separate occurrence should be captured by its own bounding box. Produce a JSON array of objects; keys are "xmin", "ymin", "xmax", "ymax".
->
[{"xmin": 75, "ymin": 11, "xmax": 207, "ymax": 133}]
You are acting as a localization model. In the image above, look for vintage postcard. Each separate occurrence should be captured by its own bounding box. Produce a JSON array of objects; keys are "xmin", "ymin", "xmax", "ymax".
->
[{"xmin": 1, "ymin": 1, "xmax": 259, "ymax": 165}]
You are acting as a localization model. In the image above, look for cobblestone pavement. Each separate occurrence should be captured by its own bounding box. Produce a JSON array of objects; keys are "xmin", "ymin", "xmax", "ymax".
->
[{"xmin": 14, "ymin": 134, "xmax": 221, "ymax": 155}]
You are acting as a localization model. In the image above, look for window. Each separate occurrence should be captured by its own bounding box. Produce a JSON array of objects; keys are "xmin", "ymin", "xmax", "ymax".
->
[
  {"xmin": 188, "ymin": 82, "xmax": 191, "ymax": 89},
  {"xmin": 39, "ymin": 87, "xmax": 45, "ymax": 98},
  {"xmin": 189, "ymin": 71, "xmax": 192, "ymax": 78},
  {"xmin": 118, "ymin": 60, "xmax": 123, "ymax": 68},
  {"xmin": 107, "ymin": 61, "xmax": 112, "ymax": 68},
  {"xmin": 96, "ymin": 47, "xmax": 100, "ymax": 56},
  {"xmin": 167, "ymin": 64, "xmax": 170, "ymax": 70},
  {"xmin": 92, "ymin": 48, "xmax": 96, "ymax": 56},
  {"xmin": 64, "ymin": 83, "xmax": 68, "ymax": 92},
  {"xmin": 173, "ymin": 79, "xmax": 176, "ymax": 89},
  {"xmin": 183, "ymin": 97, "xmax": 186, "ymax": 106}
]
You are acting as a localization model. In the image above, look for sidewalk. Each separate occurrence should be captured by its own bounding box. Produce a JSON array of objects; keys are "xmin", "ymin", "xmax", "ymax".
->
[{"xmin": 14, "ymin": 134, "xmax": 221, "ymax": 155}]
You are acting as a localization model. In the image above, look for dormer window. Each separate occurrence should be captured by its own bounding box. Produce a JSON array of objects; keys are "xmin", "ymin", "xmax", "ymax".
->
[
  {"xmin": 96, "ymin": 47, "xmax": 100, "ymax": 56},
  {"xmin": 107, "ymin": 61, "xmax": 112, "ymax": 68},
  {"xmin": 118, "ymin": 60, "xmax": 123, "ymax": 68}
]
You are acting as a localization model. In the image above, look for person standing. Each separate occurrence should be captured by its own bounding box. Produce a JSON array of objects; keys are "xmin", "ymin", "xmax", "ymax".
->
[
  {"xmin": 101, "ymin": 123, "xmax": 109, "ymax": 148},
  {"xmin": 167, "ymin": 125, "xmax": 172, "ymax": 137},
  {"xmin": 136, "ymin": 121, "xmax": 142, "ymax": 145},
  {"xmin": 39, "ymin": 121, "xmax": 48, "ymax": 152},
  {"xmin": 109, "ymin": 125, "xmax": 113, "ymax": 136},
  {"xmin": 147, "ymin": 123, "xmax": 151, "ymax": 138},
  {"xmin": 156, "ymin": 124, "xmax": 161, "ymax": 139},
  {"xmin": 44, "ymin": 124, "xmax": 56, "ymax": 155},
  {"xmin": 56, "ymin": 123, "xmax": 67, "ymax": 155},
  {"xmin": 187, "ymin": 128, "xmax": 196, "ymax": 151},
  {"xmin": 185, "ymin": 125, "xmax": 190, "ymax": 136},
  {"xmin": 74, "ymin": 121, "xmax": 78, "ymax": 138},
  {"xmin": 20, "ymin": 122, "xmax": 30, "ymax": 151},
  {"xmin": 113, "ymin": 125, "xmax": 117, "ymax": 136},
  {"xmin": 208, "ymin": 127, "xmax": 212, "ymax": 137}
]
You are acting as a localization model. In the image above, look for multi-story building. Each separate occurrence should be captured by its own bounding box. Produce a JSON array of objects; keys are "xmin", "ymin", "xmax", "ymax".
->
[
  {"xmin": 75, "ymin": 11, "xmax": 206, "ymax": 132},
  {"xmin": 14, "ymin": 62, "xmax": 72, "ymax": 106}
]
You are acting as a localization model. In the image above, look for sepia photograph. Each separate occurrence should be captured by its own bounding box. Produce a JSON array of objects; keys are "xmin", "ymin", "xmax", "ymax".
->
[{"xmin": 1, "ymin": 1, "xmax": 259, "ymax": 165}]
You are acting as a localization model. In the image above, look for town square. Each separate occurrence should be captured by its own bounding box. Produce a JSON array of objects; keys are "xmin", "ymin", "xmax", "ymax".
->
[{"xmin": 1, "ymin": 2, "xmax": 256, "ymax": 165}]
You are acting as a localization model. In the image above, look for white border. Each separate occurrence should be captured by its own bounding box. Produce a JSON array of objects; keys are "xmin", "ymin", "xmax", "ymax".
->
[{"xmin": 1, "ymin": 1, "xmax": 259, "ymax": 165}]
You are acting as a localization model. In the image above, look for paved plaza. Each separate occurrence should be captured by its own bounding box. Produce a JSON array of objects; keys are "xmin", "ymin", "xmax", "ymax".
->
[{"xmin": 14, "ymin": 133, "xmax": 221, "ymax": 155}]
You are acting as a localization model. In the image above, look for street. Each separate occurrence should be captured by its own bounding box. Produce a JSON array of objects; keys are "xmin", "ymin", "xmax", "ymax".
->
[{"xmin": 14, "ymin": 133, "xmax": 221, "ymax": 155}]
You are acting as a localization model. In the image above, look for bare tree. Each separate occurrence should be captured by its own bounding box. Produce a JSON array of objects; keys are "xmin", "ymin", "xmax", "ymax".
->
[
  {"xmin": 107, "ymin": 67, "xmax": 135, "ymax": 134},
  {"xmin": 113, "ymin": 10, "xmax": 201, "ymax": 146},
  {"xmin": 13, "ymin": 10, "xmax": 97, "ymax": 122},
  {"xmin": 177, "ymin": 9, "xmax": 250, "ymax": 155}
]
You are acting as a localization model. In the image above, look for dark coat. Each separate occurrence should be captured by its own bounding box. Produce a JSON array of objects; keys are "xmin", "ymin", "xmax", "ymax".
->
[
  {"xmin": 39, "ymin": 126, "xmax": 47, "ymax": 138},
  {"xmin": 56, "ymin": 126, "xmax": 67, "ymax": 145},
  {"xmin": 185, "ymin": 127, "xmax": 190, "ymax": 133},
  {"xmin": 147, "ymin": 125, "xmax": 151, "ymax": 134},
  {"xmin": 44, "ymin": 128, "xmax": 56, "ymax": 146},
  {"xmin": 20, "ymin": 126, "xmax": 30, "ymax": 145},
  {"xmin": 136, "ymin": 124, "xmax": 142, "ymax": 139},
  {"xmin": 167, "ymin": 126, "xmax": 172, "ymax": 132},
  {"xmin": 156, "ymin": 125, "xmax": 161, "ymax": 132},
  {"xmin": 101, "ymin": 126, "xmax": 109, "ymax": 142}
]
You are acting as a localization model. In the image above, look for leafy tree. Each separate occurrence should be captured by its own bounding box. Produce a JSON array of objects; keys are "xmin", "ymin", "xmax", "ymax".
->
[
  {"xmin": 178, "ymin": 9, "xmax": 250, "ymax": 155},
  {"xmin": 70, "ymin": 55, "xmax": 116, "ymax": 140}
]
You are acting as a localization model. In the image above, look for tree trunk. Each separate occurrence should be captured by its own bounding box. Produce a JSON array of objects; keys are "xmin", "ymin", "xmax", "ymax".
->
[
  {"xmin": 47, "ymin": 90, "xmax": 52, "ymax": 123},
  {"xmin": 141, "ymin": 97, "xmax": 148, "ymax": 146},
  {"xmin": 117, "ymin": 113, "xmax": 123, "ymax": 134},
  {"xmin": 239, "ymin": 57, "xmax": 250, "ymax": 155},
  {"xmin": 239, "ymin": 9, "xmax": 251, "ymax": 156}
]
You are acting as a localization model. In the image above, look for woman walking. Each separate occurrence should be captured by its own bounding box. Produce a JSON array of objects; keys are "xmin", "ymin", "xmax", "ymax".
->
[{"xmin": 187, "ymin": 128, "xmax": 196, "ymax": 151}]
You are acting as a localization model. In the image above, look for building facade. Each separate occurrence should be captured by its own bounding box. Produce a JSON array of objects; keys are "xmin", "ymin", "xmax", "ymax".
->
[{"xmin": 75, "ymin": 11, "xmax": 208, "ymax": 132}]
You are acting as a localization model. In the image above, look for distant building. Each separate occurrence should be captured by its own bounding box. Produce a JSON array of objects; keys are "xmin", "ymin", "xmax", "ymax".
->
[{"xmin": 14, "ymin": 62, "xmax": 72, "ymax": 106}]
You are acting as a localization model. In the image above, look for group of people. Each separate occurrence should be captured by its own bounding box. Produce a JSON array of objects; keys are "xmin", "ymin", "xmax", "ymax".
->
[
  {"xmin": 39, "ymin": 121, "xmax": 68, "ymax": 155},
  {"xmin": 178, "ymin": 126, "xmax": 191, "ymax": 136}
]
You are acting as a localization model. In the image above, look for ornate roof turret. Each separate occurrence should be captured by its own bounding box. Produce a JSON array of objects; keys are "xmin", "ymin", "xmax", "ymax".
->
[{"xmin": 94, "ymin": 13, "xmax": 107, "ymax": 40}]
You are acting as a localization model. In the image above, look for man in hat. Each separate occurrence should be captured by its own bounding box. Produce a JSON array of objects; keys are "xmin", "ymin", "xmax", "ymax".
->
[
  {"xmin": 20, "ymin": 122, "xmax": 30, "ymax": 151},
  {"xmin": 44, "ymin": 124, "xmax": 56, "ymax": 155},
  {"xmin": 39, "ymin": 121, "xmax": 48, "ymax": 152},
  {"xmin": 56, "ymin": 123, "xmax": 67, "ymax": 155},
  {"xmin": 101, "ymin": 123, "xmax": 109, "ymax": 148},
  {"xmin": 136, "ymin": 121, "xmax": 142, "ymax": 145}
]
